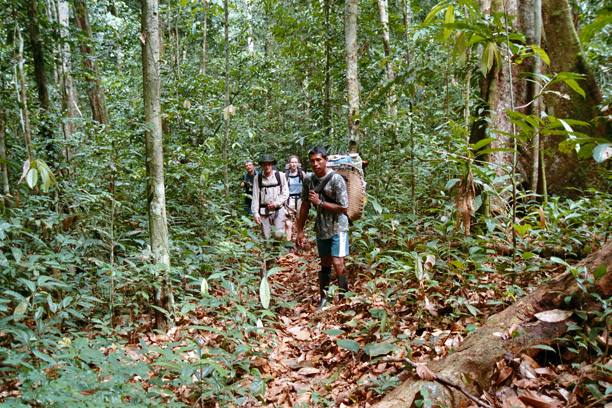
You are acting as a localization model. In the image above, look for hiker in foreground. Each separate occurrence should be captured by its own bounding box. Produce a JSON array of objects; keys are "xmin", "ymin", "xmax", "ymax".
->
[
  {"xmin": 296, "ymin": 147, "xmax": 349, "ymax": 310},
  {"xmin": 252, "ymin": 155, "xmax": 289, "ymax": 270},
  {"xmin": 284, "ymin": 155, "xmax": 304, "ymax": 251}
]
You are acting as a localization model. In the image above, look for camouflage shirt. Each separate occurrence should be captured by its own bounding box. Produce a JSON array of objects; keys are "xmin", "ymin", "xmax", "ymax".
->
[{"xmin": 302, "ymin": 171, "xmax": 349, "ymax": 239}]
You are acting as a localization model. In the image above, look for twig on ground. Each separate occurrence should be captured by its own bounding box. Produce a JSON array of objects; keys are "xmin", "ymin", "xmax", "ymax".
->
[{"xmin": 380, "ymin": 357, "xmax": 493, "ymax": 408}]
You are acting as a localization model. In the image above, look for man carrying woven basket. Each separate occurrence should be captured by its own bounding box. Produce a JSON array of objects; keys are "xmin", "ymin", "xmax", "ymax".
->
[{"xmin": 296, "ymin": 146, "xmax": 349, "ymax": 311}]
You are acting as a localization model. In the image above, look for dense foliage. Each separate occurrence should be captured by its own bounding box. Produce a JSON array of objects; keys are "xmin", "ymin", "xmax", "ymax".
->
[{"xmin": 0, "ymin": 0, "xmax": 611, "ymax": 406}]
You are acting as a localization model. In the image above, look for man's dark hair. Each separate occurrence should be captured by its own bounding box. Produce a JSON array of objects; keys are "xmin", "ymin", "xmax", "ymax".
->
[{"xmin": 308, "ymin": 146, "xmax": 328, "ymax": 159}]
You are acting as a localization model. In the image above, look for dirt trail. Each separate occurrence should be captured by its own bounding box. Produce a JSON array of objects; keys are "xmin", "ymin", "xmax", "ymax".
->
[{"xmin": 257, "ymin": 248, "xmax": 406, "ymax": 407}]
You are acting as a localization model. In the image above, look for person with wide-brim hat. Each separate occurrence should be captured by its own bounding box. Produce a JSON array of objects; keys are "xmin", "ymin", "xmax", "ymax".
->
[
  {"xmin": 258, "ymin": 154, "xmax": 277, "ymax": 166},
  {"xmin": 251, "ymin": 154, "xmax": 289, "ymax": 272}
]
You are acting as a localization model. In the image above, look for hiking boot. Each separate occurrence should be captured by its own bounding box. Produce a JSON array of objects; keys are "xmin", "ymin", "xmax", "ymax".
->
[{"xmin": 317, "ymin": 269, "xmax": 331, "ymax": 311}]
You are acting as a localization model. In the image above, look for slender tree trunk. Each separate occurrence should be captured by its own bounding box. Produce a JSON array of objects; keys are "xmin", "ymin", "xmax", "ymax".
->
[
  {"xmin": 142, "ymin": 0, "xmax": 174, "ymax": 331},
  {"xmin": 0, "ymin": 106, "xmax": 9, "ymax": 195},
  {"xmin": 345, "ymin": 0, "xmax": 360, "ymax": 154},
  {"xmin": 74, "ymin": 0, "xmax": 110, "ymax": 126},
  {"xmin": 16, "ymin": 23, "xmax": 34, "ymax": 163},
  {"xmin": 57, "ymin": 0, "xmax": 78, "ymax": 161},
  {"xmin": 200, "ymin": 0, "xmax": 208, "ymax": 76},
  {"xmin": 245, "ymin": 0, "xmax": 254, "ymax": 52},
  {"xmin": 376, "ymin": 0, "xmax": 397, "ymax": 125},
  {"xmin": 401, "ymin": 0, "xmax": 411, "ymax": 66},
  {"xmin": 324, "ymin": 0, "xmax": 331, "ymax": 139},
  {"xmin": 530, "ymin": 0, "xmax": 542, "ymax": 192},
  {"xmin": 223, "ymin": 0, "xmax": 230, "ymax": 204},
  {"xmin": 26, "ymin": 0, "xmax": 50, "ymax": 110}
]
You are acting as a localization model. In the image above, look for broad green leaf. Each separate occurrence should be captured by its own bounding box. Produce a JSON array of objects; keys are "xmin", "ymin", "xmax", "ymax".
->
[
  {"xmin": 465, "ymin": 303, "xmax": 480, "ymax": 316},
  {"xmin": 550, "ymin": 256, "xmax": 569, "ymax": 267},
  {"xmin": 39, "ymin": 167, "xmax": 50, "ymax": 192},
  {"xmin": 266, "ymin": 266, "xmax": 283, "ymax": 276},
  {"xmin": 493, "ymin": 42, "xmax": 502, "ymax": 70},
  {"xmin": 455, "ymin": 30, "xmax": 467, "ymax": 64},
  {"xmin": 424, "ymin": 4, "xmax": 447, "ymax": 25},
  {"xmin": 513, "ymin": 224, "xmax": 528, "ymax": 236},
  {"xmin": 480, "ymin": 42, "xmax": 494, "ymax": 76},
  {"xmin": 208, "ymin": 361, "xmax": 228, "ymax": 377},
  {"xmin": 522, "ymin": 252, "xmax": 535, "ymax": 260},
  {"xmin": 363, "ymin": 342, "xmax": 397, "ymax": 357},
  {"xmin": 250, "ymin": 376, "xmax": 265, "ymax": 396},
  {"xmin": 323, "ymin": 329, "xmax": 345, "ymax": 336},
  {"xmin": 26, "ymin": 168, "xmax": 38, "ymax": 189},
  {"xmin": 471, "ymin": 137, "xmax": 497, "ymax": 151},
  {"xmin": 594, "ymin": 265, "xmax": 607, "ymax": 280},
  {"xmin": 337, "ymin": 339, "xmax": 360, "ymax": 353},
  {"xmin": 14, "ymin": 300, "xmax": 29, "ymax": 315},
  {"xmin": 445, "ymin": 178, "xmax": 461, "ymax": 190},
  {"xmin": 472, "ymin": 195, "xmax": 482, "ymax": 212},
  {"xmin": 442, "ymin": 5, "xmax": 454, "ymax": 42},
  {"xmin": 593, "ymin": 144, "xmax": 612, "ymax": 163},
  {"xmin": 565, "ymin": 79, "xmax": 585, "ymax": 98},
  {"xmin": 260, "ymin": 277, "xmax": 270, "ymax": 309},
  {"xmin": 531, "ymin": 45, "xmax": 550, "ymax": 65},
  {"xmin": 180, "ymin": 0, "xmax": 189, "ymax": 6}
]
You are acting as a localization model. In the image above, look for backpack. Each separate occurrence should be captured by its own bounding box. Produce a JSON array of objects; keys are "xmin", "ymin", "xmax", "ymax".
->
[
  {"xmin": 285, "ymin": 167, "xmax": 304, "ymax": 182},
  {"xmin": 257, "ymin": 170, "xmax": 284, "ymax": 205},
  {"xmin": 318, "ymin": 154, "xmax": 366, "ymax": 222}
]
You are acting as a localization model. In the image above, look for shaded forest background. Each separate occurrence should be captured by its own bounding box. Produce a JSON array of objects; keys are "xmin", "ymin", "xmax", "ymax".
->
[{"xmin": 0, "ymin": 0, "xmax": 611, "ymax": 406}]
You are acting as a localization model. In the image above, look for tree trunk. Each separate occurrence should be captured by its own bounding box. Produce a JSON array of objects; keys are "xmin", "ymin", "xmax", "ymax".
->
[
  {"xmin": 142, "ymin": 0, "xmax": 174, "ymax": 331},
  {"xmin": 16, "ymin": 23, "xmax": 34, "ymax": 163},
  {"xmin": 474, "ymin": 0, "xmax": 605, "ymax": 197},
  {"xmin": 345, "ymin": 0, "xmax": 360, "ymax": 154},
  {"xmin": 223, "ymin": 0, "xmax": 230, "ymax": 204},
  {"xmin": 74, "ymin": 0, "xmax": 110, "ymax": 126},
  {"xmin": 374, "ymin": 240, "xmax": 612, "ymax": 407},
  {"xmin": 538, "ymin": 0, "xmax": 605, "ymax": 195},
  {"xmin": 200, "ymin": 0, "xmax": 208, "ymax": 76},
  {"xmin": 376, "ymin": 0, "xmax": 397, "ymax": 125},
  {"xmin": 58, "ymin": 0, "xmax": 78, "ymax": 160},
  {"xmin": 26, "ymin": 0, "xmax": 50, "ymax": 110},
  {"xmin": 0, "ymin": 106, "xmax": 8, "ymax": 195},
  {"xmin": 324, "ymin": 0, "xmax": 331, "ymax": 139},
  {"xmin": 401, "ymin": 0, "xmax": 411, "ymax": 66}
]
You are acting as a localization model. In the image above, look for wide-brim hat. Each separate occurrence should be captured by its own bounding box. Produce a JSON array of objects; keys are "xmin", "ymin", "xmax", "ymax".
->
[{"xmin": 259, "ymin": 154, "xmax": 277, "ymax": 165}]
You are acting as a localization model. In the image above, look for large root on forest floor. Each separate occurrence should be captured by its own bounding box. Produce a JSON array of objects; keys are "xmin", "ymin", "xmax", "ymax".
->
[{"xmin": 372, "ymin": 240, "xmax": 612, "ymax": 408}]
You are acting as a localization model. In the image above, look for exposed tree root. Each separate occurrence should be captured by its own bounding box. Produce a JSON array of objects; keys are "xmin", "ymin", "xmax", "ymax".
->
[{"xmin": 372, "ymin": 240, "xmax": 612, "ymax": 408}]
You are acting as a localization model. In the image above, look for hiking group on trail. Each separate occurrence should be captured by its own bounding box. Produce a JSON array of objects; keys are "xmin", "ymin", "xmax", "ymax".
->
[{"xmin": 243, "ymin": 146, "xmax": 359, "ymax": 310}]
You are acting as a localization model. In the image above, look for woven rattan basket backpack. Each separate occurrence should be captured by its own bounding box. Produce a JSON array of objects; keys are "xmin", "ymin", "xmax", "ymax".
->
[{"xmin": 326, "ymin": 154, "xmax": 366, "ymax": 222}]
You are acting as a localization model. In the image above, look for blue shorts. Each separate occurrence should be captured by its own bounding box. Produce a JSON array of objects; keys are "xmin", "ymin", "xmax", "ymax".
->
[{"xmin": 316, "ymin": 231, "xmax": 349, "ymax": 258}]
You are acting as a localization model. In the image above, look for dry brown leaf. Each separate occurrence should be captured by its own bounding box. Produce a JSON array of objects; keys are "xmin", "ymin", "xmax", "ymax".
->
[
  {"xmin": 518, "ymin": 389, "xmax": 563, "ymax": 408},
  {"xmin": 534, "ymin": 309, "xmax": 573, "ymax": 323},
  {"xmin": 503, "ymin": 396, "xmax": 527, "ymax": 408},
  {"xmin": 534, "ymin": 367, "xmax": 556, "ymax": 379},
  {"xmin": 494, "ymin": 366, "xmax": 514, "ymax": 385},
  {"xmin": 415, "ymin": 364, "xmax": 436, "ymax": 381},
  {"xmin": 297, "ymin": 367, "xmax": 320, "ymax": 376},
  {"xmin": 519, "ymin": 359, "xmax": 538, "ymax": 379},
  {"xmin": 423, "ymin": 255, "xmax": 436, "ymax": 270},
  {"xmin": 538, "ymin": 207, "xmax": 547, "ymax": 229}
]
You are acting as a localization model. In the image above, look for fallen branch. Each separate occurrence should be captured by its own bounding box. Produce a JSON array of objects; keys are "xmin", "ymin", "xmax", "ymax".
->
[{"xmin": 380, "ymin": 358, "xmax": 493, "ymax": 408}]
